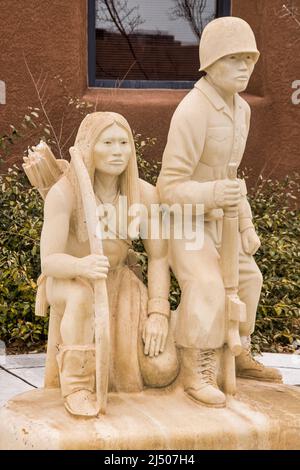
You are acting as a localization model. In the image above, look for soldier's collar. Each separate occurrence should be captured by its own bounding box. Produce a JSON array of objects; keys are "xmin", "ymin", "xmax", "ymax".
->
[{"xmin": 194, "ymin": 77, "xmax": 242, "ymax": 119}]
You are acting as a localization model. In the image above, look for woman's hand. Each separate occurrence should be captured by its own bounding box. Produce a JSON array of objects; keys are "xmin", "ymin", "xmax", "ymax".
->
[
  {"xmin": 241, "ymin": 227, "xmax": 261, "ymax": 255},
  {"xmin": 142, "ymin": 313, "xmax": 169, "ymax": 358},
  {"xmin": 76, "ymin": 254, "xmax": 110, "ymax": 280}
]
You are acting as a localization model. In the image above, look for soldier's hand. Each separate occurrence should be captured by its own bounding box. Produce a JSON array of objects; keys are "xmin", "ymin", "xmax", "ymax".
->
[
  {"xmin": 142, "ymin": 313, "xmax": 168, "ymax": 358},
  {"xmin": 76, "ymin": 254, "xmax": 110, "ymax": 280},
  {"xmin": 214, "ymin": 179, "xmax": 241, "ymax": 208},
  {"xmin": 242, "ymin": 227, "xmax": 261, "ymax": 255}
]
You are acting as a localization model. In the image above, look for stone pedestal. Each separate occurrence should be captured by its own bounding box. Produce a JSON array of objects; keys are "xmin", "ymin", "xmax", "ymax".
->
[{"xmin": 0, "ymin": 379, "xmax": 300, "ymax": 450}]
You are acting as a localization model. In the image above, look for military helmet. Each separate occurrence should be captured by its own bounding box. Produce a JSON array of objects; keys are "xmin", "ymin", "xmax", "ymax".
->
[{"xmin": 199, "ymin": 17, "xmax": 260, "ymax": 72}]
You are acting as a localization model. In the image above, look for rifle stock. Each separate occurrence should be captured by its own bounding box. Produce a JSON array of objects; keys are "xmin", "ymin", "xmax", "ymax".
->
[{"xmin": 221, "ymin": 162, "xmax": 246, "ymax": 395}]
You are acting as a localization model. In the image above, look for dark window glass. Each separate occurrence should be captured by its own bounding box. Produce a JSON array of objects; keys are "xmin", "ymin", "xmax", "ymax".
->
[{"xmin": 91, "ymin": 1, "xmax": 230, "ymax": 88}]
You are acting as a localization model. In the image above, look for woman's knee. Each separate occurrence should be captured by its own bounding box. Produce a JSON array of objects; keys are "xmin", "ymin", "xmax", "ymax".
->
[
  {"xmin": 66, "ymin": 280, "xmax": 93, "ymax": 307},
  {"xmin": 61, "ymin": 282, "xmax": 94, "ymax": 331},
  {"xmin": 48, "ymin": 278, "xmax": 93, "ymax": 314}
]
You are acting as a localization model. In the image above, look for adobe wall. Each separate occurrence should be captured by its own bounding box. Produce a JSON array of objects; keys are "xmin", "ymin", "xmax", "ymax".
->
[
  {"xmin": 0, "ymin": 0, "xmax": 87, "ymax": 165},
  {"xmin": 232, "ymin": 0, "xmax": 300, "ymax": 181},
  {"xmin": 0, "ymin": 0, "xmax": 299, "ymax": 182}
]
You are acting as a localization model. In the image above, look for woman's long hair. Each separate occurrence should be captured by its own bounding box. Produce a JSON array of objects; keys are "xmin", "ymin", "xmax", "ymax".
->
[{"xmin": 68, "ymin": 112, "xmax": 140, "ymax": 243}]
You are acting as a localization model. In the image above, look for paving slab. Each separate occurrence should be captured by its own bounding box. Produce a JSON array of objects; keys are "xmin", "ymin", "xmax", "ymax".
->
[
  {"xmin": 3, "ymin": 353, "xmax": 46, "ymax": 369},
  {"xmin": 8, "ymin": 368, "xmax": 45, "ymax": 388},
  {"xmin": 279, "ymin": 368, "xmax": 300, "ymax": 386},
  {"xmin": 257, "ymin": 353, "xmax": 300, "ymax": 386},
  {"xmin": 0, "ymin": 370, "xmax": 33, "ymax": 407},
  {"xmin": 257, "ymin": 352, "xmax": 300, "ymax": 369}
]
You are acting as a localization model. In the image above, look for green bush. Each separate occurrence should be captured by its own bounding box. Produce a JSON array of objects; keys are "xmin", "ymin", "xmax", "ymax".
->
[
  {"xmin": 249, "ymin": 175, "xmax": 300, "ymax": 352},
  {"xmin": 0, "ymin": 154, "xmax": 299, "ymax": 353},
  {"xmin": 0, "ymin": 167, "xmax": 47, "ymax": 349}
]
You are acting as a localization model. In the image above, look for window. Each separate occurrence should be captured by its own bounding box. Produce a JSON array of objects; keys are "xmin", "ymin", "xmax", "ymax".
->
[{"xmin": 88, "ymin": 0, "xmax": 231, "ymax": 88}]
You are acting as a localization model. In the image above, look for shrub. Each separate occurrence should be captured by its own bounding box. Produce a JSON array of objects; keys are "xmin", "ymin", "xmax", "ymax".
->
[
  {"xmin": 249, "ymin": 175, "xmax": 300, "ymax": 352},
  {"xmin": 0, "ymin": 167, "xmax": 46, "ymax": 349}
]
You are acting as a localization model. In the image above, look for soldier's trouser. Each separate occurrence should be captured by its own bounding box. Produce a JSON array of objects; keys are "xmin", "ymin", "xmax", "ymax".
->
[{"xmin": 169, "ymin": 220, "xmax": 263, "ymax": 350}]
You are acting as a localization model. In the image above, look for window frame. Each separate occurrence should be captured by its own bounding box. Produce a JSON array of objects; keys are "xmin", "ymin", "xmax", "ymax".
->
[{"xmin": 88, "ymin": 0, "xmax": 231, "ymax": 89}]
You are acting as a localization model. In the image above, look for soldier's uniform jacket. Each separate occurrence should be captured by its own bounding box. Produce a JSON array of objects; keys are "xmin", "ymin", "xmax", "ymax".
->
[
  {"xmin": 157, "ymin": 77, "xmax": 254, "ymax": 233},
  {"xmin": 157, "ymin": 76, "xmax": 262, "ymax": 349}
]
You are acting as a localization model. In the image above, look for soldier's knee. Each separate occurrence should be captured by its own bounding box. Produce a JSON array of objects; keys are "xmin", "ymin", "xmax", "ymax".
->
[
  {"xmin": 250, "ymin": 267, "xmax": 263, "ymax": 291},
  {"xmin": 180, "ymin": 279, "xmax": 225, "ymax": 333},
  {"xmin": 191, "ymin": 278, "xmax": 225, "ymax": 307},
  {"xmin": 257, "ymin": 269, "xmax": 263, "ymax": 289}
]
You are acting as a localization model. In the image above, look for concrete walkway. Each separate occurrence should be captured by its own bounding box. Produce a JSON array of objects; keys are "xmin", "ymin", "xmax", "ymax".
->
[{"xmin": 0, "ymin": 352, "xmax": 300, "ymax": 407}]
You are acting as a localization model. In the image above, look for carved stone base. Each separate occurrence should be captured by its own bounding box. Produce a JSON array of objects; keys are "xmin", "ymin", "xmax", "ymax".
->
[{"xmin": 0, "ymin": 380, "xmax": 300, "ymax": 450}]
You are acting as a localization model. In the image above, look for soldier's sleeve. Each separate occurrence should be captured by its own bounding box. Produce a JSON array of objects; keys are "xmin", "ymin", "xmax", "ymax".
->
[
  {"xmin": 238, "ymin": 180, "xmax": 255, "ymax": 232},
  {"xmin": 238, "ymin": 102, "xmax": 255, "ymax": 232},
  {"xmin": 157, "ymin": 105, "xmax": 216, "ymax": 210}
]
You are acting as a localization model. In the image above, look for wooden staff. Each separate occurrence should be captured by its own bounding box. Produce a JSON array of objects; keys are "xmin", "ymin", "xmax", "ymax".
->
[
  {"xmin": 220, "ymin": 162, "xmax": 247, "ymax": 395},
  {"xmin": 69, "ymin": 146, "xmax": 110, "ymax": 415}
]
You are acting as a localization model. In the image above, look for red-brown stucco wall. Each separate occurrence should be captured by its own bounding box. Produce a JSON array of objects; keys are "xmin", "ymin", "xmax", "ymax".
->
[
  {"xmin": 233, "ymin": 0, "xmax": 300, "ymax": 181},
  {"xmin": 0, "ymin": 0, "xmax": 87, "ymax": 165},
  {"xmin": 0, "ymin": 0, "xmax": 299, "ymax": 182}
]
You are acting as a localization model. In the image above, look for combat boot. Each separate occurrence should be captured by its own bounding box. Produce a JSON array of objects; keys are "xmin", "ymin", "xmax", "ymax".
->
[
  {"xmin": 181, "ymin": 348, "xmax": 226, "ymax": 408},
  {"xmin": 236, "ymin": 336, "xmax": 282, "ymax": 383},
  {"xmin": 57, "ymin": 345, "xmax": 98, "ymax": 417}
]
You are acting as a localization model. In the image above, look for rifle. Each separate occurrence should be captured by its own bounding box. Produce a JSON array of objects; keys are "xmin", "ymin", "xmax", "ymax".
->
[{"xmin": 220, "ymin": 162, "xmax": 247, "ymax": 395}]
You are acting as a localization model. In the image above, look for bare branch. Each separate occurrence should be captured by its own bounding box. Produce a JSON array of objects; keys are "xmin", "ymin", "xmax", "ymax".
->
[
  {"xmin": 169, "ymin": 0, "xmax": 213, "ymax": 39},
  {"xmin": 96, "ymin": 0, "xmax": 148, "ymax": 79},
  {"xmin": 98, "ymin": 0, "xmax": 144, "ymax": 31},
  {"xmin": 117, "ymin": 59, "xmax": 137, "ymax": 87},
  {"xmin": 23, "ymin": 55, "xmax": 63, "ymax": 159},
  {"xmin": 36, "ymin": 70, "xmax": 43, "ymax": 89},
  {"xmin": 58, "ymin": 114, "xmax": 65, "ymax": 145},
  {"xmin": 281, "ymin": 3, "xmax": 300, "ymax": 28},
  {"xmin": 60, "ymin": 127, "xmax": 77, "ymax": 152}
]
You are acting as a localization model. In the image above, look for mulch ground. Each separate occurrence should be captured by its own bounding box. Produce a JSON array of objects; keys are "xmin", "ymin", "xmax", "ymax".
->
[{"xmin": 5, "ymin": 339, "xmax": 47, "ymax": 355}]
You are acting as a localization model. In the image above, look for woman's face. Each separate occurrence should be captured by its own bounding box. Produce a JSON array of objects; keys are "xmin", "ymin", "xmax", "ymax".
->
[{"xmin": 93, "ymin": 123, "xmax": 132, "ymax": 176}]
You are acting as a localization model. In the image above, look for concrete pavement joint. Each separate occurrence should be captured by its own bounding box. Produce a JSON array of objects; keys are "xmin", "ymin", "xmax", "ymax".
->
[{"xmin": 0, "ymin": 365, "xmax": 37, "ymax": 389}]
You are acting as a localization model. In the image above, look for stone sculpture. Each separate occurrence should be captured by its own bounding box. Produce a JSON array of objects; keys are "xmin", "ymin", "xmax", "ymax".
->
[
  {"xmin": 23, "ymin": 112, "xmax": 178, "ymax": 417},
  {"xmin": 157, "ymin": 16, "xmax": 282, "ymax": 409},
  {"xmin": 1, "ymin": 16, "xmax": 300, "ymax": 452}
]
